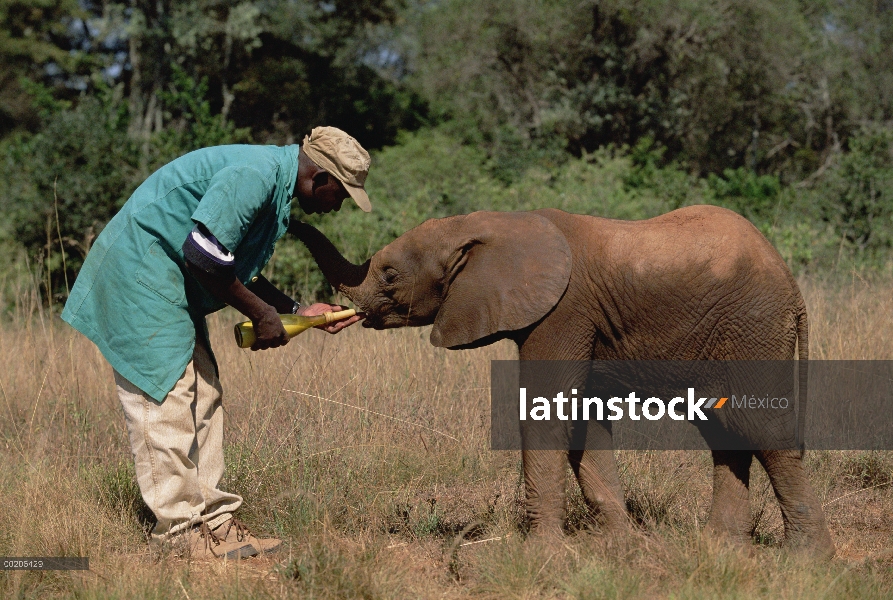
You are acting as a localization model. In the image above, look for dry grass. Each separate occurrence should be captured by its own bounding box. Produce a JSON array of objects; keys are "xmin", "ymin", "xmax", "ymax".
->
[{"xmin": 0, "ymin": 274, "xmax": 891, "ymax": 598}]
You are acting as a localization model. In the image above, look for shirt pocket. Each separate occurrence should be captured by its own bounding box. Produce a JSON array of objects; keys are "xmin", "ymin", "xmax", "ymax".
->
[{"xmin": 135, "ymin": 240, "xmax": 187, "ymax": 306}]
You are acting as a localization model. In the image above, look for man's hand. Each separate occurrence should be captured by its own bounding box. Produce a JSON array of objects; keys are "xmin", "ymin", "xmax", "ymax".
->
[
  {"xmin": 250, "ymin": 305, "xmax": 290, "ymax": 351},
  {"xmin": 299, "ymin": 303, "xmax": 364, "ymax": 333},
  {"xmin": 185, "ymin": 259, "xmax": 358, "ymax": 346},
  {"xmin": 185, "ymin": 263, "xmax": 294, "ymax": 351}
]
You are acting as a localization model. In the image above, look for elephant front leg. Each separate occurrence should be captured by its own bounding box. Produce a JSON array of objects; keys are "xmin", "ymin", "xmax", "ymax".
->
[
  {"xmin": 516, "ymin": 352, "xmax": 591, "ymax": 535},
  {"xmin": 705, "ymin": 450, "xmax": 753, "ymax": 543},
  {"xmin": 521, "ymin": 449, "xmax": 569, "ymax": 535},
  {"xmin": 568, "ymin": 447, "xmax": 629, "ymax": 534}
]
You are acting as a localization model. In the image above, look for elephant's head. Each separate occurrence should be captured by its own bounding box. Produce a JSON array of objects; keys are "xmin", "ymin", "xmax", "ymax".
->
[{"xmin": 291, "ymin": 211, "xmax": 572, "ymax": 348}]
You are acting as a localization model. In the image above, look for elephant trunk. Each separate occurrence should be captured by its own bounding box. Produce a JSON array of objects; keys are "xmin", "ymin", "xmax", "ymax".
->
[{"xmin": 288, "ymin": 221, "xmax": 370, "ymax": 303}]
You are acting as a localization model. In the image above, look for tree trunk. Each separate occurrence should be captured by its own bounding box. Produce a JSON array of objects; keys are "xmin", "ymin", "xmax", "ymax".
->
[{"xmin": 127, "ymin": 0, "xmax": 168, "ymax": 156}]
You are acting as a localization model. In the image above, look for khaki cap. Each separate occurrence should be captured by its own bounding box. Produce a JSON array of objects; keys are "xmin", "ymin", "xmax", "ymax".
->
[{"xmin": 301, "ymin": 126, "xmax": 372, "ymax": 212}]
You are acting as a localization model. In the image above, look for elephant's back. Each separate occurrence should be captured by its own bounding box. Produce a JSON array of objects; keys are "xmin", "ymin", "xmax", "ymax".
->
[
  {"xmin": 615, "ymin": 205, "xmax": 787, "ymax": 280},
  {"xmin": 584, "ymin": 205, "xmax": 802, "ymax": 361},
  {"xmin": 538, "ymin": 205, "xmax": 779, "ymax": 267}
]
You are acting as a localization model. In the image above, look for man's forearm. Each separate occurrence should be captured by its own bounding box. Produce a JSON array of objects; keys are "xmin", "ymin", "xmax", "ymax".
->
[
  {"xmin": 247, "ymin": 275, "xmax": 297, "ymax": 314},
  {"xmin": 187, "ymin": 264, "xmax": 294, "ymax": 349},
  {"xmin": 186, "ymin": 263, "xmax": 274, "ymax": 322},
  {"xmin": 185, "ymin": 261, "xmax": 356, "ymax": 346}
]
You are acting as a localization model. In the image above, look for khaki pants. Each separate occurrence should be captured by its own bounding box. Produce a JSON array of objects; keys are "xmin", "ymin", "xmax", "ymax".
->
[{"xmin": 114, "ymin": 340, "xmax": 242, "ymax": 545}]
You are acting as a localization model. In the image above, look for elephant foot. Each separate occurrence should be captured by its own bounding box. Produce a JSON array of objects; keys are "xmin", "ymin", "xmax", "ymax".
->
[
  {"xmin": 703, "ymin": 504, "xmax": 752, "ymax": 546},
  {"xmin": 699, "ymin": 528, "xmax": 758, "ymax": 560},
  {"xmin": 781, "ymin": 518, "xmax": 835, "ymax": 560},
  {"xmin": 590, "ymin": 502, "xmax": 632, "ymax": 537},
  {"xmin": 526, "ymin": 515, "xmax": 565, "ymax": 538},
  {"xmin": 702, "ymin": 521, "xmax": 753, "ymax": 552}
]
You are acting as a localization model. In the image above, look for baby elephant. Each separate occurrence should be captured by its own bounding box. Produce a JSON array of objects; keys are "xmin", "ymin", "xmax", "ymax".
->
[{"xmin": 291, "ymin": 205, "xmax": 833, "ymax": 556}]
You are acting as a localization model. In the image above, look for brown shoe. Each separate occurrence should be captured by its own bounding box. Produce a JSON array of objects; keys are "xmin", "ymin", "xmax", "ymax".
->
[
  {"xmin": 173, "ymin": 519, "xmax": 277, "ymax": 560},
  {"xmin": 210, "ymin": 517, "xmax": 282, "ymax": 557},
  {"xmin": 187, "ymin": 522, "xmax": 249, "ymax": 560}
]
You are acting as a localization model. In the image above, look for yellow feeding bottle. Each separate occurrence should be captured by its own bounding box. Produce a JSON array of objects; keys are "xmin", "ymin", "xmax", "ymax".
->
[{"xmin": 234, "ymin": 309, "xmax": 356, "ymax": 348}]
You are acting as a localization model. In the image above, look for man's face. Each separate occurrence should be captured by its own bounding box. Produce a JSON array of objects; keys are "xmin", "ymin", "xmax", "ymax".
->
[{"xmin": 297, "ymin": 172, "xmax": 350, "ymax": 214}]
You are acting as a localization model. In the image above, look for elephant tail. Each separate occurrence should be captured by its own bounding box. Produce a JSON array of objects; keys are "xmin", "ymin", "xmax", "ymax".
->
[{"xmin": 796, "ymin": 305, "xmax": 809, "ymax": 458}]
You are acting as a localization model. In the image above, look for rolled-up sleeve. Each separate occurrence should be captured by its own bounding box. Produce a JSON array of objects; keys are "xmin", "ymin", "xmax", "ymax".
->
[{"xmin": 182, "ymin": 223, "xmax": 236, "ymax": 278}]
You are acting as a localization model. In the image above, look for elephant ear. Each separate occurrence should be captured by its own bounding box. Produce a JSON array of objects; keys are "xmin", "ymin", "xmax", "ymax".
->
[{"xmin": 430, "ymin": 211, "xmax": 572, "ymax": 349}]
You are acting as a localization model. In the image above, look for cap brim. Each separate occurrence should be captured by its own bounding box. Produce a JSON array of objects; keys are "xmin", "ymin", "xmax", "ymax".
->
[{"xmin": 345, "ymin": 183, "xmax": 372, "ymax": 212}]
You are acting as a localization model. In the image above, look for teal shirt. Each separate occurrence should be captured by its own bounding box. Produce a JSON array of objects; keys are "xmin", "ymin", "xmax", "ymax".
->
[{"xmin": 61, "ymin": 144, "xmax": 299, "ymax": 401}]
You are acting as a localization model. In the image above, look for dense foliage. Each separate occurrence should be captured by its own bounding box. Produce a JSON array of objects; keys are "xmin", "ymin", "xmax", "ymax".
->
[{"xmin": 1, "ymin": 0, "xmax": 893, "ymax": 304}]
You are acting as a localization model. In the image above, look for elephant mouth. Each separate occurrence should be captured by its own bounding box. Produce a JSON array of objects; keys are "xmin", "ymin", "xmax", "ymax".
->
[
  {"xmin": 360, "ymin": 313, "xmax": 411, "ymax": 330},
  {"xmin": 361, "ymin": 316, "xmax": 387, "ymax": 330}
]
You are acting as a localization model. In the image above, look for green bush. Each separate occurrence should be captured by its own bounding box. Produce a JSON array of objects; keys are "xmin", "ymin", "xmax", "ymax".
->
[
  {"xmin": 151, "ymin": 66, "xmax": 253, "ymax": 166},
  {"xmin": 1, "ymin": 88, "xmax": 140, "ymax": 303},
  {"xmin": 0, "ymin": 71, "xmax": 254, "ymax": 306},
  {"xmin": 820, "ymin": 126, "xmax": 893, "ymax": 256},
  {"xmin": 707, "ymin": 167, "xmax": 784, "ymax": 223}
]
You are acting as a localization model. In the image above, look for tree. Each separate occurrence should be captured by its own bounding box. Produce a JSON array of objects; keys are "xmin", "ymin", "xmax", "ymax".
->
[
  {"xmin": 0, "ymin": 0, "xmax": 88, "ymax": 134},
  {"xmin": 400, "ymin": 0, "xmax": 893, "ymax": 178},
  {"xmin": 2, "ymin": 87, "xmax": 138, "ymax": 299},
  {"xmin": 120, "ymin": 0, "xmax": 421, "ymax": 149}
]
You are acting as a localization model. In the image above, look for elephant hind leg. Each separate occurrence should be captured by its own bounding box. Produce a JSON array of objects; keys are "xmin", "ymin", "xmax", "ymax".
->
[
  {"xmin": 705, "ymin": 450, "xmax": 754, "ymax": 543},
  {"xmin": 755, "ymin": 449, "xmax": 834, "ymax": 557},
  {"xmin": 569, "ymin": 448, "xmax": 629, "ymax": 534}
]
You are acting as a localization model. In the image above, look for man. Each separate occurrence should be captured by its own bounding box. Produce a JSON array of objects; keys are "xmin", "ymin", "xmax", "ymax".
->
[{"xmin": 61, "ymin": 126, "xmax": 368, "ymax": 559}]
